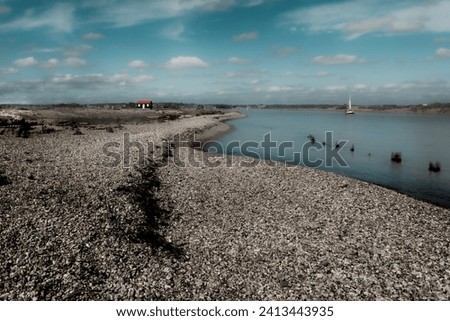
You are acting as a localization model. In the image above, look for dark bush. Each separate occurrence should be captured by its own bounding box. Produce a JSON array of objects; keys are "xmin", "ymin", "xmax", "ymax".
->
[
  {"xmin": 16, "ymin": 120, "xmax": 31, "ymax": 138},
  {"xmin": 73, "ymin": 128, "xmax": 83, "ymax": 135},
  {"xmin": 0, "ymin": 169, "xmax": 11, "ymax": 186},
  {"xmin": 41, "ymin": 125, "xmax": 56, "ymax": 134}
]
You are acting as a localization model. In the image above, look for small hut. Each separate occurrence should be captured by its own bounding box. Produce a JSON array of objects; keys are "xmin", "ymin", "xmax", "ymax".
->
[{"xmin": 136, "ymin": 99, "xmax": 152, "ymax": 109}]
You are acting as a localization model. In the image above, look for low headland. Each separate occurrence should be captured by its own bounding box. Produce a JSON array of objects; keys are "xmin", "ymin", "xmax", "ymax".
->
[
  {"xmin": 245, "ymin": 102, "xmax": 450, "ymax": 114},
  {"xmin": 0, "ymin": 105, "xmax": 449, "ymax": 300}
]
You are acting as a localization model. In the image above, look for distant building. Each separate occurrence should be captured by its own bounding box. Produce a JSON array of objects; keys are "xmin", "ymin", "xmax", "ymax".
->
[{"xmin": 136, "ymin": 99, "xmax": 152, "ymax": 109}]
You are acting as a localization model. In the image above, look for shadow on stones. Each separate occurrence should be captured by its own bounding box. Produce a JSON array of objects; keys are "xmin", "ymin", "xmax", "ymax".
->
[{"xmin": 115, "ymin": 158, "xmax": 185, "ymax": 260}]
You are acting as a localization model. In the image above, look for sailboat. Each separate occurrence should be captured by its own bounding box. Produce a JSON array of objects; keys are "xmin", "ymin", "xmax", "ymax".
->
[{"xmin": 346, "ymin": 94, "xmax": 355, "ymax": 115}]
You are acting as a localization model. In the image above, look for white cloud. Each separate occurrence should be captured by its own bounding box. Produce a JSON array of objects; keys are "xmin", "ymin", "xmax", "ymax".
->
[
  {"xmin": 2, "ymin": 76, "xmax": 450, "ymax": 105},
  {"xmin": 281, "ymin": 0, "xmax": 450, "ymax": 39},
  {"xmin": 82, "ymin": 32, "xmax": 104, "ymax": 41},
  {"xmin": 80, "ymin": 0, "xmax": 117, "ymax": 8},
  {"xmin": 312, "ymin": 54, "xmax": 365, "ymax": 65},
  {"xmin": 228, "ymin": 57, "xmax": 250, "ymax": 64},
  {"xmin": 160, "ymin": 22, "xmax": 185, "ymax": 40},
  {"xmin": 436, "ymin": 48, "xmax": 450, "ymax": 58},
  {"xmin": 343, "ymin": 17, "xmax": 393, "ymax": 39},
  {"xmin": 30, "ymin": 47, "xmax": 60, "ymax": 53},
  {"xmin": 1, "ymin": 67, "xmax": 18, "ymax": 74},
  {"xmin": 201, "ymin": 0, "xmax": 235, "ymax": 12},
  {"xmin": 267, "ymin": 86, "xmax": 293, "ymax": 93},
  {"xmin": 342, "ymin": 15, "xmax": 424, "ymax": 39},
  {"xmin": 25, "ymin": 57, "xmax": 87, "ymax": 69},
  {"xmin": 42, "ymin": 58, "xmax": 60, "ymax": 68},
  {"xmin": 14, "ymin": 57, "xmax": 38, "ymax": 67},
  {"xmin": 133, "ymin": 75, "xmax": 154, "ymax": 83},
  {"xmin": 281, "ymin": 1, "xmax": 367, "ymax": 34},
  {"xmin": 0, "ymin": 72, "xmax": 157, "ymax": 103},
  {"xmin": 92, "ymin": 0, "xmax": 265, "ymax": 27},
  {"xmin": 96, "ymin": 0, "xmax": 230, "ymax": 27},
  {"xmin": 51, "ymin": 74, "xmax": 112, "ymax": 87},
  {"xmin": 0, "ymin": 5, "xmax": 11, "ymax": 14},
  {"xmin": 434, "ymin": 37, "xmax": 450, "ymax": 43},
  {"xmin": 0, "ymin": 3, "xmax": 75, "ymax": 33},
  {"xmin": 353, "ymin": 83, "xmax": 368, "ymax": 90},
  {"xmin": 220, "ymin": 70, "xmax": 266, "ymax": 78},
  {"xmin": 96, "ymin": 1, "xmax": 187, "ymax": 27},
  {"xmin": 64, "ymin": 57, "xmax": 87, "ymax": 67},
  {"xmin": 62, "ymin": 45, "xmax": 92, "ymax": 57},
  {"xmin": 271, "ymin": 46, "xmax": 298, "ymax": 58},
  {"xmin": 325, "ymin": 85, "xmax": 347, "ymax": 92},
  {"xmin": 383, "ymin": 83, "xmax": 400, "ymax": 90},
  {"xmin": 249, "ymin": 79, "xmax": 263, "ymax": 85},
  {"xmin": 233, "ymin": 32, "xmax": 258, "ymax": 41},
  {"xmin": 243, "ymin": 0, "xmax": 264, "ymax": 7},
  {"xmin": 316, "ymin": 71, "xmax": 333, "ymax": 78},
  {"xmin": 50, "ymin": 72, "xmax": 153, "ymax": 88},
  {"xmin": 128, "ymin": 60, "xmax": 148, "ymax": 69},
  {"xmin": 166, "ymin": 56, "xmax": 208, "ymax": 69}
]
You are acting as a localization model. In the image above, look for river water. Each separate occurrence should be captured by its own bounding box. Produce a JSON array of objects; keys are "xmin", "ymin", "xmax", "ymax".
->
[{"xmin": 209, "ymin": 108, "xmax": 450, "ymax": 208}]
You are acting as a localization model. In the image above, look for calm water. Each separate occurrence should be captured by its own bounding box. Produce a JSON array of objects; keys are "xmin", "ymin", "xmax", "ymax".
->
[{"xmin": 209, "ymin": 108, "xmax": 450, "ymax": 208}]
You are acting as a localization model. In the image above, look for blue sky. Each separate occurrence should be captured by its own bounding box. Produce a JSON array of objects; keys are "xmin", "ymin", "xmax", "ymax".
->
[{"xmin": 1, "ymin": 0, "xmax": 450, "ymax": 105}]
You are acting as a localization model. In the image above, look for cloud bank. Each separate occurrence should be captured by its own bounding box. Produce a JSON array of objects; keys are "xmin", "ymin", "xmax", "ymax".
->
[
  {"xmin": 282, "ymin": 0, "xmax": 450, "ymax": 39},
  {"xmin": 0, "ymin": 3, "xmax": 75, "ymax": 33}
]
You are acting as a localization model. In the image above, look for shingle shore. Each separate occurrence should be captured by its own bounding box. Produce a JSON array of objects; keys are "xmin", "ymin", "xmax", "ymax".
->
[{"xmin": 0, "ymin": 110, "xmax": 449, "ymax": 300}]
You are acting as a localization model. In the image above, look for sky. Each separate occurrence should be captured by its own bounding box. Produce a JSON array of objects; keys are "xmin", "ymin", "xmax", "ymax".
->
[{"xmin": 1, "ymin": 0, "xmax": 450, "ymax": 105}]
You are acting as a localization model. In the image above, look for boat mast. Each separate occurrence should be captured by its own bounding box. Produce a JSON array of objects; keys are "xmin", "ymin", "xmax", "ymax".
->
[{"xmin": 348, "ymin": 94, "xmax": 352, "ymax": 110}]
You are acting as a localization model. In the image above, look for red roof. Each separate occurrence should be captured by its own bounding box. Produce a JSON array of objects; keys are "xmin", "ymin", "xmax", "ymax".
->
[{"xmin": 137, "ymin": 99, "xmax": 152, "ymax": 104}]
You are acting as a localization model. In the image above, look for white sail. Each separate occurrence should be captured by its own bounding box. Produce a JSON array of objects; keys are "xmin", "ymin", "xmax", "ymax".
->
[{"xmin": 345, "ymin": 93, "xmax": 355, "ymax": 114}]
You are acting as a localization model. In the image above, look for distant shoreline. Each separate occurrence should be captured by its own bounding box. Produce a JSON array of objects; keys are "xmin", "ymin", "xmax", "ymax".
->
[
  {"xmin": 2, "ymin": 103, "xmax": 450, "ymax": 115},
  {"xmin": 243, "ymin": 104, "xmax": 450, "ymax": 115}
]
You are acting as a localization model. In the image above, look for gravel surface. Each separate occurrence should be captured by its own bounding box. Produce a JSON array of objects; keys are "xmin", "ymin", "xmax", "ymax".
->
[
  {"xmin": 159, "ymin": 154, "xmax": 450, "ymax": 300},
  {"xmin": 1, "ymin": 110, "xmax": 449, "ymax": 300}
]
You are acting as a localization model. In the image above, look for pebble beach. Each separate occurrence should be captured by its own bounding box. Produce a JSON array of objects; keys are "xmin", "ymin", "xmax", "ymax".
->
[{"xmin": 0, "ymin": 108, "xmax": 449, "ymax": 300}]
